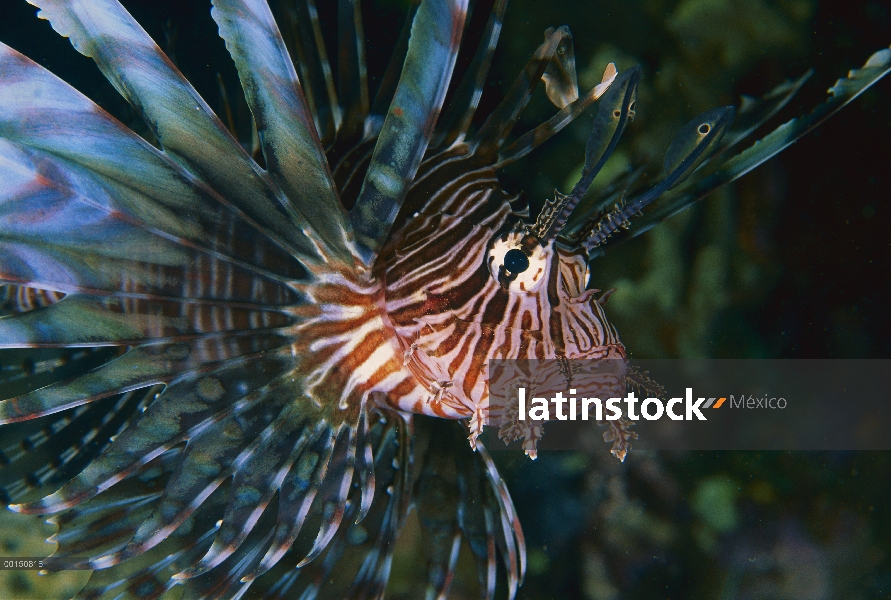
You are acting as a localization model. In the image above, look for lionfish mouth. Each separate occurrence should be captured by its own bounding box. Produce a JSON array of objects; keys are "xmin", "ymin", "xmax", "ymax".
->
[{"xmin": 0, "ymin": 0, "xmax": 889, "ymax": 598}]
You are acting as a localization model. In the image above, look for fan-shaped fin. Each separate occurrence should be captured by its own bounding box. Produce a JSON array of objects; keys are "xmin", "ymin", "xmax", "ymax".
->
[
  {"xmin": 10, "ymin": 353, "xmax": 297, "ymax": 515},
  {"xmin": 337, "ymin": 0, "xmax": 370, "ymax": 143},
  {"xmin": 470, "ymin": 26, "xmax": 570, "ymax": 158},
  {"xmin": 211, "ymin": 0, "xmax": 356, "ymax": 264},
  {"xmin": 102, "ymin": 396, "xmax": 298, "ymax": 568},
  {"xmin": 349, "ymin": 0, "xmax": 469, "ymax": 265},
  {"xmin": 0, "ymin": 389, "xmax": 153, "ymax": 505},
  {"xmin": 347, "ymin": 413, "xmax": 412, "ymax": 597},
  {"xmin": 175, "ymin": 406, "xmax": 314, "ymax": 578},
  {"xmin": 0, "ymin": 44, "xmax": 312, "ymax": 276},
  {"xmin": 49, "ymin": 451, "xmax": 178, "ymax": 562},
  {"xmin": 0, "ymin": 336, "xmax": 290, "ymax": 424},
  {"xmin": 296, "ymin": 422, "xmax": 359, "ymax": 568},
  {"xmin": 25, "ymin": 0, "xmax": 329, "ymax": 265},
  {"xmin": 0, "ymin": 295, "xmax": 294, "ymax": 349},
  {"xmin": 245, "ymin": 424, "xmax": 337, "ymax": 579},
  {"xmin": 63, "ymin": 456, "xmax": 228, "ymax": 600},
  {"xmin": 432, "ymin": 0, "xmax": 509, "ymax": 149}
]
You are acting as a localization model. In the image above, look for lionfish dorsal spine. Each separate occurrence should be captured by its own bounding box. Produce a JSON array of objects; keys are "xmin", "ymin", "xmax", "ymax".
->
[{"xmin": 349, "ymin": 0, "xmax": 469, "ymax": 266}]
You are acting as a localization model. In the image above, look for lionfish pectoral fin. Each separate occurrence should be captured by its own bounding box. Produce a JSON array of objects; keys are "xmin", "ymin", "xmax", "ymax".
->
[
  {"xmin": 415, "ymin": 418, "xmax": 526, "ymax": 600},
  {"xmin": 349, "ymin": 0, "xmax": 469, "ymax": 266},
  {"xmin": 212, "ymin": 0, "xmax": 357, "ymax": 265},
  {"xmin": 171, "ymin": 405, "xmax": 318, "ymax": 580},
  {"xmin": 235, "ymin": 412, "xmax": 409, "ymax": 599},
  {"xmin": 27, "ymin": 0, "xmax": 338, "ymax": 267},
  {"xmin": 608, "ymin": 45, "xmax": 891, "ymax": 247},
  {"xmin": 10, "ymin": 351, "xmax": 299, "ymax": 515}
]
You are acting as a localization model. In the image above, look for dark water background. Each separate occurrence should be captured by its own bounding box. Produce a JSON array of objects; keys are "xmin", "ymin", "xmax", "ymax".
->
[{"xmin": 1, "ymin": 0, "xmax": 890, "ymax": 598}]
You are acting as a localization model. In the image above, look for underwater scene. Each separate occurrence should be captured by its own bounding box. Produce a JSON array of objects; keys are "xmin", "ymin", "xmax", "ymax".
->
[{"xmin": 0, "ymin": 0, "xmax": 889, "ymax": 598}]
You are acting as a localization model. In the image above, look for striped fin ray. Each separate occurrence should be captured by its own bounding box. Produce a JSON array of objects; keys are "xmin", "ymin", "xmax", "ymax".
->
[
  {"xmin": 9, "ymin": 350, "xmax": 299, "ymax": 516},
  {"xmin": 337, "ymin": 0, "xmax": 370, "ymax": 143},
  {"xmin": 349, "ymin": 0, "xmax": 469, "ymax": 265},
  {"xmin": 0, "ymin": 295, "xmax": 294, "ymax": 349},
  {"xmin": 414, "ymin": 418, "xmax": 526, "ymax": 600},
  {"xmin": 71, "ymin": 522, "xmax": 221, "ymax": 600},
  {"xmin": 48, "ymin": 451, "xmax": 179, "ymax": 562},
  {"xmin": 26, "ymin": 0, "xmax": 332, "ymax": 265},
  {"xmin": 469, "ymin": 26, "xmax": 571, "ymax": 158},
  {"xmin": 0, "ymin": 336, "xmax": 291, "ymax": 423},
  {"xmin": 0, "ymin": 284, "xmax": 64, "ymax": 313},
  {"xmin": 277, "ymin": 0, "xmax": 341, "ymax": 145},
  {"xmin": 211, "ymin": 0, "xmax": 356, "ymax": 264},
  {"xmin": 60, "ymin": 454, "xmax": 230, "ymax": 600},
  {"xmin": 243, "ymin": 423, "xmax": 339, "ymax": 579},
  {"xmin": 0, "ymin": 141, "xmax": 302, "ymax": 307},
  {"xmin": 258, "ymin": 411, "xmax": 411, "ymax": 599},
  {"xmin": 0, "ymin": 348, "xmax": 117, "ymax": 402},
  {"xmin": 432, "ymin": 0, "xmax": 509, "ymax": 149},
  {"xmin": 0, "ymin": 389, "xmax": 154, "ymax": 506},
  {"xmin": 0, "ymin": 45, "xmax": 308, "ymax": 284},
  {"xmin": 96, "ymin": 396, "xmax": 306, "ymax": 568},
  {"xmin": 173, "ymin": 408, "xmax": 326, "ymax": 580}
]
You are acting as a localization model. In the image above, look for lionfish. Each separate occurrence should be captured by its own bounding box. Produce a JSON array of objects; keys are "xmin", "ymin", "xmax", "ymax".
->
[{"xmin": 0, "ymin": 0, "xmax": 888, "ymax": 597}]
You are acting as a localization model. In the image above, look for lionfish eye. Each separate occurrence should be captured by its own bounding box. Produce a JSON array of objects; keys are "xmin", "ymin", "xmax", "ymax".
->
[
  {"xmin": 487, "ymin": 232, "xmax": 550, "ymax": 292},
  {"xmin": 503, "ymin": 249, "xmax": 530, "ymax": 273}
]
